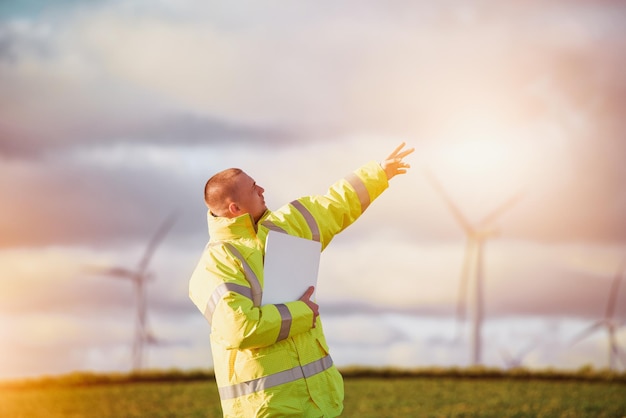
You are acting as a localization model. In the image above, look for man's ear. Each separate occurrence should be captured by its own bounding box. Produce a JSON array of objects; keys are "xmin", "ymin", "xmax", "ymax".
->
[{"xmin": 228, "ymin": 202, "xmax": 240, "ymax": 216}]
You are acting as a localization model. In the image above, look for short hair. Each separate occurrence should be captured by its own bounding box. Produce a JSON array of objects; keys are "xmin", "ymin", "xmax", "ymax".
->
[{"xmin": 204, "ymin": 168, "xmax": 243, "ymax": 213}]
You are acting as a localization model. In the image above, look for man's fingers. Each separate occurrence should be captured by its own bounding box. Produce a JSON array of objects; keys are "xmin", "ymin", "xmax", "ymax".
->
[
  {"xmin": 386, "ymin": 142, "xmax": 414, "ymax": 162},
  {"xmin": 397, "ymin": 147, "xmax": 415, "ymax": 159},
  {"xmin": 387, "ymin": 142, "xmax": 407, "ymax": 159},
  {"xmin": 301, "ymin": 286, "xmax": 315, "ymax": 300},
  {"xmin": 394, "ymin": 147, "xmax": 415, "ymax": 160},
  {"xmin": 298, "ymin": 286, "xmax": 319, "ymax": 328}
]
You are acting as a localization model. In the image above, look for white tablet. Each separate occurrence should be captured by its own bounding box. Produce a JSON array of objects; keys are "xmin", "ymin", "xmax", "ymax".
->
[{"xmin": 262, "ymin": 230, "xmax": 322, "ymax": 305}]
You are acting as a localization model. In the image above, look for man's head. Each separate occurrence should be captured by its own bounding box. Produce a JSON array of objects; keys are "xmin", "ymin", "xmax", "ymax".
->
[{"xmin": 204, "ymin": 168, "xmax": 267, "ymax": 223}]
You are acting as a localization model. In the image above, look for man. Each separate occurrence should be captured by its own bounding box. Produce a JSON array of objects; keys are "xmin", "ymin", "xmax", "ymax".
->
[{"xmin": 189, "ymin": 142, "xmax": 414, "ymax": 417}]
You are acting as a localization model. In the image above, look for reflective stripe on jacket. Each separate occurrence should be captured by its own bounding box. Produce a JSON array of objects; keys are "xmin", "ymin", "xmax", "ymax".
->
[{"xmin": 189, "ymin": 161, "xmax": 388, "ymax": 417}]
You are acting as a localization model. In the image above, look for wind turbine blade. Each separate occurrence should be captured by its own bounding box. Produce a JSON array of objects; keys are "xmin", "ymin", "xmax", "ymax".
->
[
  {"xmin": 570, "ymin": 321, "xmax": 604, "ymax": 346},
  {"xmin": 519, "ymin": 337, "xmax": 541, "ymax": 358},
  {"xmin": 499, "ymin": 348, "xmax": 514, "ymax": 368},
  {"xmin": 144, "ymin": 330, "xmax": 160, "ymax": 345},
  {"xmin": 605, "ymin": 258, "xmax": 626, "ymax": 320},
  {"xmin": 87, "ymin": 265, "xmax": 136, "ymax": 280},
  {"xmin": 422, "ymin": 169, "xmax": 474, "ymax": 235},
  {"xmin": 478, "ymin": 190, "xmax": 524, "ymax": 229},
  {"xmin": 137, "ymin": 211, "xmax": 178, "ymax": 273}
]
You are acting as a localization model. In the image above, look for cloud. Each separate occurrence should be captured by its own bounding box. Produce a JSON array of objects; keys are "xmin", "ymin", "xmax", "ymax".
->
[
  {"xmin": 0, "ymin": 156, "xmax": 184, "ymax": 247},
  {"xmin": 2, "ymin": 0, "xmax": 626, "ymax": 162},
  {"xmin": 4, "ymin": 0, "xmax": 625, "ymax": 144},
  {"xmin": 318, "ymin": 237, "xmax": 626, "ymax": 320},
  {"xmin": 0, "ymin": 14, "xmax": 301, "ymax": 159},
  {"xmin": 0, "ymin": 111, "xmax": 297, "ymax": 159}
]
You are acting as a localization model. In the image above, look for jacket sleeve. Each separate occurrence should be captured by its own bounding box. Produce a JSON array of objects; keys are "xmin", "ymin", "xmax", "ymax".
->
[
  {"xmin": 189, "ymin": 246, "xmax": 315, "ymax": 350},
  {"xmin": 290, "ymin": 160, "xmax": 389, "ymax": 249}
]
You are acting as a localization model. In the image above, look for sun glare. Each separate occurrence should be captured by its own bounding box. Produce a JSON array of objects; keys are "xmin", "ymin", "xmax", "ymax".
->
[
  {"xmin": 443, "ymin": 110, "xmax": 525, "ymax": 169},
  {"xmin": 420, "ymin": 111, "xmax": 537, "ymax": 219},
  {"xmin": 429, "ymin": 124, "xmax": 528, "ymax": 185},
  {"xmin": 445, "ymin": 137, "xmax": 512, "ymax": 174}
]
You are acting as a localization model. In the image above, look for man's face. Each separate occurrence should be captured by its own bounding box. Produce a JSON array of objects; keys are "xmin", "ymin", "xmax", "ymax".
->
[{"xmin": 234, "ymin": 172, "xmax": 267, "ymax": 223}]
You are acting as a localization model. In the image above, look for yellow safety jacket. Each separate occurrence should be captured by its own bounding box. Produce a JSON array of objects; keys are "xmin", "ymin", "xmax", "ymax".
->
[{"xmin": 189, "ymin": 161, "xmax": 389, "ymax": 417}]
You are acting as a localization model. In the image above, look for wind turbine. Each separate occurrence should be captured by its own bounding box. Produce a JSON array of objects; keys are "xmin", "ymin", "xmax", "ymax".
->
[
  {"xmin": 424, "ymin": 169, "xmax": 522, "ymax": 365},
  {"xmin": 499, "ymin": 337, "xmax": 541, "ymax": 370},
  {"xmin": 571, "ymin": 258, "xmax": 626, "ymax": 371},
  {"xmin": 91, "ymin": 212, "xmax": 177, "ymax": 371}
]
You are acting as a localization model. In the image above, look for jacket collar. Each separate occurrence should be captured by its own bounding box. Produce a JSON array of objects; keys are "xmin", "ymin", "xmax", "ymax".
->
[{"xmin": 207, "ymin": 210, "xmax": 270, "ymax": 241}]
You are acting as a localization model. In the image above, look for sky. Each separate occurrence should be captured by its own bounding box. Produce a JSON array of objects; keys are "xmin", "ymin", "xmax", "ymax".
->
[{"xmin": 1, "ymin": 0, "xmax": 626, "ymax": 379}]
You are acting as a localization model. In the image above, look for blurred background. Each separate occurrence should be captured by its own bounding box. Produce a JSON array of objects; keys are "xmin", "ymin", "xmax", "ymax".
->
[{"xmin": 1, "ymin": 0, "xmax": 625, "ymax": 380}]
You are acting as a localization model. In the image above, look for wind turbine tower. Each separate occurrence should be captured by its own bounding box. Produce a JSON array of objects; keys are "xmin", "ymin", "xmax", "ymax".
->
[
  {"xmin": 424, "ymin": 170, "xmax": 522, "ymax": 365},
  {"xmin": 96, "ymin": 212, "xmax": 177, "ymax": 371},
  {"xmin": 571, "ymin": 257, "xmax": 626, "ymax": 371}
]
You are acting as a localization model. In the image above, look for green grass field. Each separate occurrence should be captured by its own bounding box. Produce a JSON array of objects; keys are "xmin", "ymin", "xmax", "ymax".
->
[{"xmin": 1, "ymin": 369, "xmax": 625, "ymax": 417}]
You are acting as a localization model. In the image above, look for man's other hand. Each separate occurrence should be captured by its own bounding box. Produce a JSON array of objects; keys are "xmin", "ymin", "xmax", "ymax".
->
[{"xmin": 299, "ymin": 286, "xmax": 319, "ymax": 328}]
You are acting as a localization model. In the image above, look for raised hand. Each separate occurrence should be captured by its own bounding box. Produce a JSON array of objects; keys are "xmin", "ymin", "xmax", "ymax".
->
[{"xmin": 381, "ymin": 142, "xmax": 414, "ymax": 180}]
